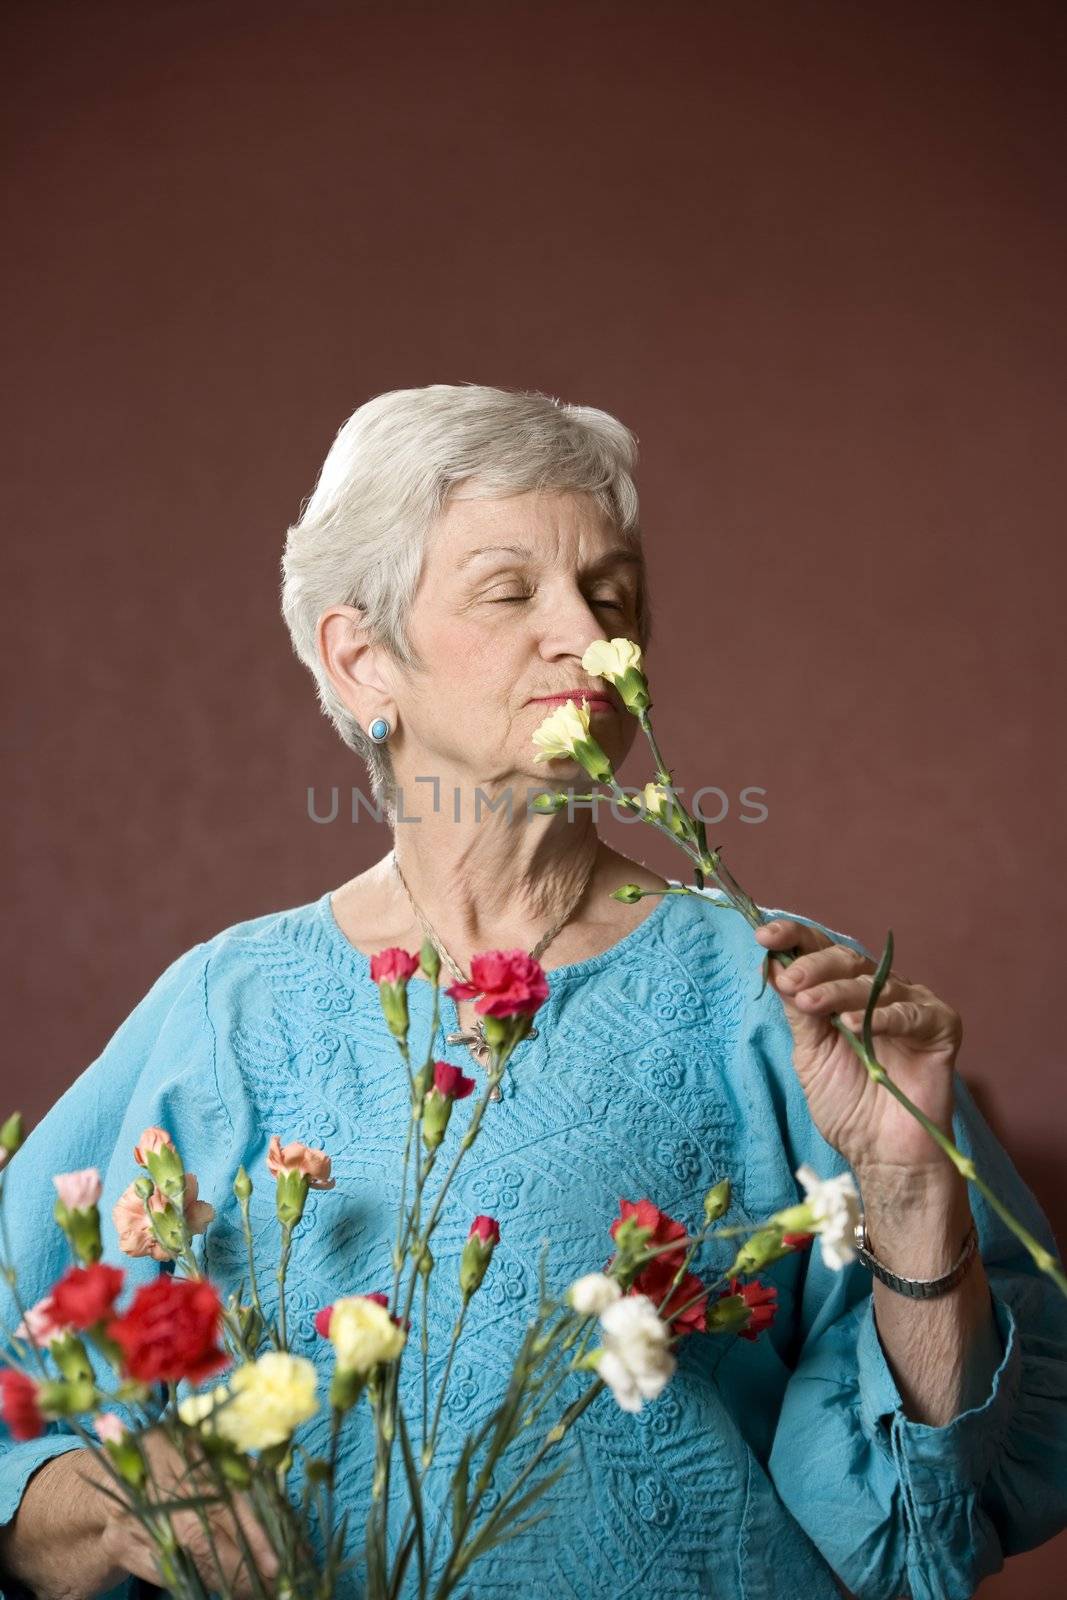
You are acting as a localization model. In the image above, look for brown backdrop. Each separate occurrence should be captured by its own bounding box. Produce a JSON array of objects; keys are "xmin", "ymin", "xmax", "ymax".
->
[{"xmin": 3, "ymin": 1, "xmax": 1064, "ymax": 1592}]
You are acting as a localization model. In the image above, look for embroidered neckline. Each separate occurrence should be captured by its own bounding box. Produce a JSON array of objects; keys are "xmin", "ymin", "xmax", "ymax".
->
[{"xmin": 315, "ymin": 879, "xmax": 683, "ymax": 988}]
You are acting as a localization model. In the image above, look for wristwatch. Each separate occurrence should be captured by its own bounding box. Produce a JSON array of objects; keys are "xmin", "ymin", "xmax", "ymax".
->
[{"xmin": 853, "ymin": 1217, "xmax": 979, "ymax": 1299}]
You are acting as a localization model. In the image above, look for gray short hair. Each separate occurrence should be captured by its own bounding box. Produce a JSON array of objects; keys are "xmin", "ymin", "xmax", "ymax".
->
[{"xmin": 280, "ymin": 382, "xmax": 650, "ymax": 819}]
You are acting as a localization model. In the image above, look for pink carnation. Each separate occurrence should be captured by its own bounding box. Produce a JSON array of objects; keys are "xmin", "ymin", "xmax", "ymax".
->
[
  {"xmin": 468, "ymin": 1215, "xmax": 500, "ymax": 1247},
  {"xmin": 13, "ymin": 1294, "xmax": 69, "ymax": 1348},
  {"xmin": 112, "ymin": 1172, "xmax": 215, "ymax": 1260},
  {"xmin": 267, "ymin": 1135, "xmax": 335, "ymax": 1190},
  {"xmin": 445, "ymin": 950, "xmax": 549, "ymax": 1018},
  {"xmin": 94, "ymin": 1412, "xmax": 128, "ymax": 1444},
  {"xmin": 432, "ymin": 1061, "xmax": 476, "ymax": 1100},
  {"xmin": 53, "ymin": 1168, "xmax": 102, "ymax": 1211},
  {"xmin": 133, "ymin": 1126, "xmax": 177, "ymax": 1167},
  {"xmin": 369, "ymin": 948, "xmax": 420, "ymax": 985}
]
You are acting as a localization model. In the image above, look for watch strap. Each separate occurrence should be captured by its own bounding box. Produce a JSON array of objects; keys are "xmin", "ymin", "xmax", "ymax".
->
[{"xmin": 853, "ymin": 1217, "xmax": 979, "ymax": 1299}]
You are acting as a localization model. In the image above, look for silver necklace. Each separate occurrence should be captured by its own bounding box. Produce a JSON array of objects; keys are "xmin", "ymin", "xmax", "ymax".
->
[{"xmin": 390, "ymin": 845, "xmax": 598, "ymax": 1099}]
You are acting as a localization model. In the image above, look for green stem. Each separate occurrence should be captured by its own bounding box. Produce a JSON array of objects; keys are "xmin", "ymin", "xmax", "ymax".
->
[
  {"xmin": 664, "ymin": 876, "xmax": 1067, "ymax": 1299},
  {"xmin": 276, "ymin": 1222, "xmax": 294, "ymax": 1350}
]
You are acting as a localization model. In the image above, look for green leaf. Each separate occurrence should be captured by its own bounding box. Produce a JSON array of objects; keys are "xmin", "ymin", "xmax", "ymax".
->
[
  {"xmin": 863, "ymin": 929, "xmax": 894, "ymax": 1062},
  {"xmin": 391, "ymin": 1406, "xmax": 425, "ymax": 1598},
  {"xmin": 451, "ymin": 1432, "xmax": 477, "ymax": 1541}
]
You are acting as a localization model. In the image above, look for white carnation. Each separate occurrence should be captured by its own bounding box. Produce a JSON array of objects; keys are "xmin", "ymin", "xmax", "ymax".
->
[
  {"xmin": 596, "ymin": 1293, "xmax": 676, "ymax": 1413},
  {"xmin": 795, "ymin": 1164, "xmax": 862, "ymax": 1271},
  {"xmin": 567, "ymin": 1272, "xmax": 622, "ymax": 1317}
]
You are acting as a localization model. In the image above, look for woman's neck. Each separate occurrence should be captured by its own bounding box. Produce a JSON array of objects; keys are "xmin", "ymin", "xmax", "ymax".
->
[
  {"xmin": 331, "ymin": 813, "xmax": 668, "ymax": 973},
  {"xmin": 391, "ymin": 809, "xmax": 603, "ymax": 948}
]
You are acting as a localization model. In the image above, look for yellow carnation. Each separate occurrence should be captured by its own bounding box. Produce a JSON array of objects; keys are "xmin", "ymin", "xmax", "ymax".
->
[
  {"xmin": 202, "ymin": 1353, "xmax": 319, "ymax": 1453},
  {"xmin": 531, "ymin": 698, "xmax": 592, "ymax": 762},
  {"xmin": 641, "ymin": 782, "xmax": 670, "ymax": 816},
  {"xmin": 178, "ymin": 1384, "xmax": 230, "ymax": 1428},
  {"xmin": 581, "ymin": 637, "xmax": 643, "ymax": 682},
  {"xmin": 329, "ymin": 1295, "xmax": 407, "ymax": 1374}
]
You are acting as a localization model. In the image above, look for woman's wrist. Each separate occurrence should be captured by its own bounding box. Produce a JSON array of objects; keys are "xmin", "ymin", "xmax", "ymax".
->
[
  {"xmin": 856, "ymin": 1164, "xmax": 974, "ymax": 1280},
  {"xmin": 0, "ymin": 1449, "xmax": 116, "ymax": 1598}
]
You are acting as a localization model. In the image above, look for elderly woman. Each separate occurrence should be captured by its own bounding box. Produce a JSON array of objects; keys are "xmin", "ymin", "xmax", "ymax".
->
[{"xmin": 1, "ymin": 383, "xmax": 1065, "ymax": 1600}]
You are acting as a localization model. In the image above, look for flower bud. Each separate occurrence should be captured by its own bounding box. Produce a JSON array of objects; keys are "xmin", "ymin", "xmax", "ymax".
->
[
  {"xmin": 529, "ymin": 790, "xmax": 570, "ymax": 814},
  {"xmin": 611, "ymin": 884, "xmax": 645, "ymax": 904},
  {"xmin": 330, "ymin": 1365, "xmax": 365, "ymax": 1412},
  {"xmin": 37, "ymin": 1377, "xmax": 97, "ymax": 1417},
  {"xmin": 233, "ymin": 1166, "xmax": 253, "ymax": 1202},
  {"xmin": 702, "ymin": 1179, "xmax": 732, "ymax": 1226},
  {"xmin": 417, "ymin": 1245, "xmax": 434, "ymax": 1279},
  {"xmin": 459, "ymin": 1216, "xmax": 500, "ymax": 1299},
  {"xmin": 0, "ymin": 1111, "xmax": 24, "ymax": 1160},
  {"xmin": 275, "ymin": 1169, "xmax": 310, "ymax": 1228},
  {"xmin": 727, "ymin": 1227, "xmax": 792, "ymax": 1276},
  {"xmin": 419, "ymin": 940, "xmax": 440, "ymax": 983},
  {"xmin": 49, "ymin": 1333, "xmax": 94, "ymax": 1384}
]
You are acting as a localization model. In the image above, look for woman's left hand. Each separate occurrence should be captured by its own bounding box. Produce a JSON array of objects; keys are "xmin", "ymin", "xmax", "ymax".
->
[{"xmin": 754, "ymin": 919, "xmax": 964, "ymax": 1190}]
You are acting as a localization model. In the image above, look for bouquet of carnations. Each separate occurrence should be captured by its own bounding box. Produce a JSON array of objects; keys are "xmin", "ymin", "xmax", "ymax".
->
[{"xmin": 0, "ymin": 942, "xmax": 858, "ymax": 1599}]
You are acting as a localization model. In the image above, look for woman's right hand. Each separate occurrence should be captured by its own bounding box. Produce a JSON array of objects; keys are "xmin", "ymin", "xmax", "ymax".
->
[
  {"xmin": 92, "ymin": 1426, "xmax": 280, "ymax": 1597},
  {"xmin": 0, "ymin": 1431, "xmax": 279, "ymax": 1600}
]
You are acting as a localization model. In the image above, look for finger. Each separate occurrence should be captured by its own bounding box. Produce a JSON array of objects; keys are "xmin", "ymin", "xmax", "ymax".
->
[
  {"xmin": 170, "ymin": 1508, "xmax": 242, "ymax": 1582},
  {"xmin": 837, "ymin": 999, "xmax": 943, "ymax": 1038},
  {"xmin": 776, "ymin": 943, "xmax": 871, "ymax": 993},
  {"xmin": 100, "ymin": 1514, "xmax": 168, "ymax": 1584},
  {"xmin": 754, "ymin": 918, "xmax": 829, "ymax": 955},
  {"xmin": 230, "ymin": 1494, "xmax": 281, "ymax": 1581},
  {"xmin": 792, "ymin": 974, "xmax": 910, "ymax": 1015}
]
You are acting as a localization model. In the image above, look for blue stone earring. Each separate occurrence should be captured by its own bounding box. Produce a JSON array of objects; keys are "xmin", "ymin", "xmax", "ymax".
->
[{"xmin": 368, "ymin": 716, "xmax": 391, "ymax": 744}]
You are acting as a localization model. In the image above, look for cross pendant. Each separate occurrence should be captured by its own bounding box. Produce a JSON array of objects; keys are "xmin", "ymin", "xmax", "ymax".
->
[{"xmin": 445, "ymin": 1023, "xmax": 538, "ymax": 1101}]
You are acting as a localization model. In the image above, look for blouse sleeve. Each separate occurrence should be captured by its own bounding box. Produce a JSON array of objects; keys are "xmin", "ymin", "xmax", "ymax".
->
[
  {"xmin": 735, "ymin": 905, "xmax": 1067, "ymax": 1599},
  {"xmin": 0, "ymin": 936, "xmax": 231, "ymax": 1597}
]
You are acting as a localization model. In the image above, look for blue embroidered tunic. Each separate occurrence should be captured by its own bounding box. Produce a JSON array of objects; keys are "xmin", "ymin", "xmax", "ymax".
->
[{"xmin": 2, "ymin": 885, "xmax": 1066, "ymax": 1600}]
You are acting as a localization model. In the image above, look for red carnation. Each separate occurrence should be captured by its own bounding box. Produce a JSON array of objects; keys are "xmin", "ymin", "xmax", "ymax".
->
[
  {"xmin": 724, "ymin": 1276, "xmax": 778, "ymax": 1342},
  {"xmin": 609, "ymin": 1198, "xmax": 689, "ymax": 1271},
  {"xmin": 50, "ymin": 1263, "xmax": 125, "ymax": 1330},
  {"xmin": 107, "ymin": 1275, "xmax": 228, "ymax": 1385},
  {"xmin": 314, "ymin": 1292, "xmax": 410, "ymax": 1336},
  {"xmin": 637, "ymin": 1264, "xmax": 710, "ymax": 1338},
  {"xmin": 432, "ymin": 1061, "xmax": 476, "ymax": 1100},
  {"xmin": 370, "ymin": 948, "xmax": 420, "ymax": 985},
  {"xmin": 445, "ymin": 951, "xmax": 549, "ymax": 1018},
  {"xmin": 0, "ymin": 1367, "xmax": 44, "ymax": 1441},
  {"xmin": 468, "ymin": 1215, "xmax": 500, "ymax": 1247}
]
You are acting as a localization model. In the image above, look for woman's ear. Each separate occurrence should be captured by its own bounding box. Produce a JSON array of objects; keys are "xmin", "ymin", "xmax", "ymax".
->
[{"xmin": 317, "ymin": 605, "xmax": 397, "ymax": 730}]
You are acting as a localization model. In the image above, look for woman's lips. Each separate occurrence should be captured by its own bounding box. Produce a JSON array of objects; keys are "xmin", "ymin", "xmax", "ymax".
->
[{"xmin": 529, "ymin": 693, "xmax": 616, "ymax": 713}]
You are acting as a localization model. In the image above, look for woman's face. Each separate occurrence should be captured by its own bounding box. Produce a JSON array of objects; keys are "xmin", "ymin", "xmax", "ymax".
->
[{"xmin": 392, "ymin": 487, "xmax": 645, "ymax": 794}]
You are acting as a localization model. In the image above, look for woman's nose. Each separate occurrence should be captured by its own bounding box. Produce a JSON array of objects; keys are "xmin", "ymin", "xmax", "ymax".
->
[{"xmin": 536, "ymin": 592, "xmax": 612, "ymax": 661}]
